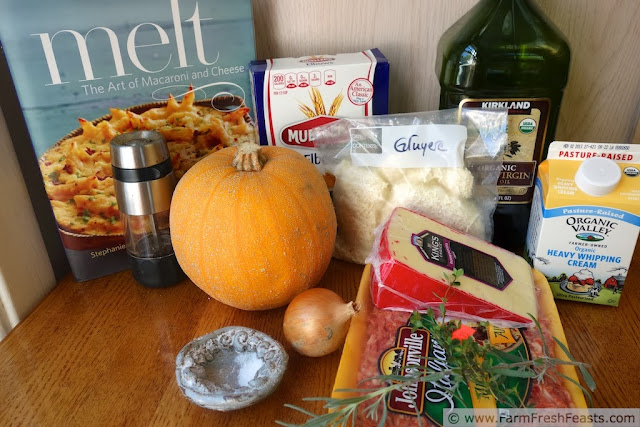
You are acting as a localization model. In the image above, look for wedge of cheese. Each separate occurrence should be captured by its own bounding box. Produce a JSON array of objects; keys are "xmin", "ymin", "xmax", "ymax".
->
[
  {"xmin": 370, "ymin": 207, "xmax": 537, "ymax": 324},
  {"xmin": 331, "ymin": 265, "xmax": 588, "ymax": 422}
]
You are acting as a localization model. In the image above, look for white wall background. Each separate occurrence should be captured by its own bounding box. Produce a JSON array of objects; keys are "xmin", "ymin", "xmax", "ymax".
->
[{"xmin": 0, "ymin": 107, "xmax": 55, "ymax": 340}]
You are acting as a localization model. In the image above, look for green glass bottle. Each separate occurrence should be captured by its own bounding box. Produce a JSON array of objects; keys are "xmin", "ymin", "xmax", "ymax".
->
[{"xmin": 436, "ymin": 0, "xmax": 570, "ymax": 254}]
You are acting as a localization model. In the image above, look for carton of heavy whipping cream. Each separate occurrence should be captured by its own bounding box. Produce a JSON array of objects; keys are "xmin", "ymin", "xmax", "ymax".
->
[
  {"xmin": 526, "ymin": 141, "xmax": 640, "ymax": 306},
  {"xmin": 249, "ymin": 50, "xmax": 389, "ymax": 173}
]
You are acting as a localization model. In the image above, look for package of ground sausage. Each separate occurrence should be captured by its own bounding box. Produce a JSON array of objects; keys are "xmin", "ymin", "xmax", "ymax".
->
[{"xmin": 331, "ymin": 265, "xmax": 588, "ymax": 426}]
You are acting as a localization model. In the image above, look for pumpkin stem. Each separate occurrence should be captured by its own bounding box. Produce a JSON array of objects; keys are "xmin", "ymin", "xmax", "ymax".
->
[{"xmin": 232, "ymin": 143, "xmax": 266, "ymax": 171}]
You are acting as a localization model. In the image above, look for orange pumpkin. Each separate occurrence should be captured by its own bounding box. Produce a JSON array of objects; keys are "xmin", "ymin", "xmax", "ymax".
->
[{"xmin": 170, "ymin": 143, "xmax": 337, "ymax": 310}]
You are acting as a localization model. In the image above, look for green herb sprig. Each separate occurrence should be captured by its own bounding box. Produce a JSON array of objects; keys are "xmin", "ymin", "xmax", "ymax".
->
[
  {"xmin": 277, "ymin": 368, "xmax": 444, "ymax": 427},
  {"xmin": 277, "ymin": 272, "xmax": 595, "ymax": 427},
  {"xmin": 443, "ymin": 267, "xmax": 464, "ymax": 286}
]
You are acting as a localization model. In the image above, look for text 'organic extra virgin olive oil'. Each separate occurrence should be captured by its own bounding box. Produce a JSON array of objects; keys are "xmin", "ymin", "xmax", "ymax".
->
[{"xmin": 436, "ymin": 0, "xmax": 570, "ymax": 254}]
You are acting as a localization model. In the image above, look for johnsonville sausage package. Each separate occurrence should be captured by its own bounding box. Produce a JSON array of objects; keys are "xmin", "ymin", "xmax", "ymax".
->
[{"xmin": 332, "ymin": 265, "xmax": 587, "ymax": 426}]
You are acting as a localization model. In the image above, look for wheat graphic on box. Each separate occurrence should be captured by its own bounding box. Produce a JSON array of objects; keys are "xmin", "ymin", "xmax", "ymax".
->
[{"xmin": 298, "ymin": 88, "xmax": 344, "ymax": 118}]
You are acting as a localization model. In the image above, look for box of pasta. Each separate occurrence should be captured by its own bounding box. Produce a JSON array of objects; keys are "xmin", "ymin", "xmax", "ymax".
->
[
  {"xmin": 0, "ymin": 0, "xmax": 256, "ymax": 281},
  {"xmin": 249, "ymin": 50, "xmax": 389, "ymax": 177}
]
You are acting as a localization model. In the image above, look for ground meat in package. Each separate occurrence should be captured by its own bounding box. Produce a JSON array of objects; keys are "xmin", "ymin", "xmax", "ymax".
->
[{"xmin": 331, "ymin": 266, "xmax": 588, "ymax": 426}]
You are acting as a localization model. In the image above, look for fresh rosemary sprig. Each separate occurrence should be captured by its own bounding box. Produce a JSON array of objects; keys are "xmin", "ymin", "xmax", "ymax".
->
[
  {"xmin": 277, "ymin": 273, "xmax": 596, "ymax": 426},
  {"xmin": 443, "ymin": 267, "xmax": 464, "ymax": 286},
  {"xmin": 410, "ymin": 305, "xmax": 596, "ymax": 408},
  {"xmin": 277, "ymin": 368, "xmax": 447, "ymax": 427}
]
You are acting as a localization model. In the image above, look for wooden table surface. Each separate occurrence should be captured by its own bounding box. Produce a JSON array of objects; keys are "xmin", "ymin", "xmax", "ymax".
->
[{"xmin": 1, "ymin": 249, "xmax": 639, "ymax": 426}]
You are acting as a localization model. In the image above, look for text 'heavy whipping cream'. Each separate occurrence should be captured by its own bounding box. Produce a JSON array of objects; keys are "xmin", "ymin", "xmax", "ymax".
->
[{"xmin": 526, "ymin": 141, "xmax": 640, "ymax": 306}]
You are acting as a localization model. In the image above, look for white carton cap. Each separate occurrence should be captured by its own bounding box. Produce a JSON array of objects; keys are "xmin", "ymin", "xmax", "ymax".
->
[{"xmin": 575, "ymin": 157, "xmax": 621, "ymax": 196}]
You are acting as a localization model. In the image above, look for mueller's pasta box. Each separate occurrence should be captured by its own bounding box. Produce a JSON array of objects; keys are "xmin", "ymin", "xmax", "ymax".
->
[
  {"xmin": 0, "ymin": 0, "xmax": 256, "ymax": 281},
  {"xmin": 249, "ymin": 50, "xmax": 389, "ymax": 174},
  {"xmin": 332, "ymin": 265, "xmax": 587, "ymax": 426}
]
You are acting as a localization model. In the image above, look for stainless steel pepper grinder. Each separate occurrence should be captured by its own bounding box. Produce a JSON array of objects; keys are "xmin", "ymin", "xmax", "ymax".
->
[{"xmin": 110, "ymin": 130, "xmax": 185, "ymax": 288}]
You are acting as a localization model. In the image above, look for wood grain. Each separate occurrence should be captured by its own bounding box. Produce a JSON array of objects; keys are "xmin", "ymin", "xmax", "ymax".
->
[
  {"xmin": 554, "ymin": 244, "xmax": 640, "ymax": 408},
  {"xmin": 252, "ymin": 0, "xmax": 640, "ymax": 143},
  {"xmin": 0, "ymin": 260, "xmax": 363, "ymax": 426},
  {"xmin": 1, "ymin": 250, "xmax": 639, "ymax": 425},
  {"xmin": 1, "ymin": 2, "xmax": 639, "ymax": 420}
]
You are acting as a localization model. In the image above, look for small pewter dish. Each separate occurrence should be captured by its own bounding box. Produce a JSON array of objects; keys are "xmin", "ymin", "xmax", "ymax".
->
[{"xmin": 175, "ymin": 326, "xmax": 288, "ymax": 411}]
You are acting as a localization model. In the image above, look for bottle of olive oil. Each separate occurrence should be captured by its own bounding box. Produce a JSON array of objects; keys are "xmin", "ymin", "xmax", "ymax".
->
[{"xmin": 436, "ymin": 0, "xmax": 570, "ymax": 253}]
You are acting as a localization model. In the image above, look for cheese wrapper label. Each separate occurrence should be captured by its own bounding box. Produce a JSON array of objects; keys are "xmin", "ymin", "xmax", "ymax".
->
[
  {"xmin": 348, "ymin": 124, "xmax": 466, "ymax": 169},
  {"xmin": 368, "ymin": 207, "xmax": 537, "ymax": 325}
]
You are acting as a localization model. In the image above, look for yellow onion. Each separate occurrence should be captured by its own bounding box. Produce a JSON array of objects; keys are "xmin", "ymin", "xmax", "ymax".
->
[{"xmin": 283, "ymin": 288, "xmax": 360, "ymax": 357}]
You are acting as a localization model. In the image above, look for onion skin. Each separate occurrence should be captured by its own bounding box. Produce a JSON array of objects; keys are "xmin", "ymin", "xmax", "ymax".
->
[{"xmin": 283, "ymin": 288, "xmax": 359, "ymax": 357}]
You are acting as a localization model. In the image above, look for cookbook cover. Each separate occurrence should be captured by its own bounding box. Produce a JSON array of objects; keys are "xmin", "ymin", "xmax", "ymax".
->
[{"xmin": 0, "ymin": 0, "xmax": 256, "ymax": 281}]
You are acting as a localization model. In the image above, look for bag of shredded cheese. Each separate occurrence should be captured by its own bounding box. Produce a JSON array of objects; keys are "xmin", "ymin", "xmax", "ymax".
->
[{"xmin": 313, "ymin": 109, "xmax": 507, "ymax": 264}]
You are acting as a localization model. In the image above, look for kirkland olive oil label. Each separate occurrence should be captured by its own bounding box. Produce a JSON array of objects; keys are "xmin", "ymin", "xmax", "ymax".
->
[{"xmin": 460, "ymin": 99, "xmax": 550, "ymax": 204}]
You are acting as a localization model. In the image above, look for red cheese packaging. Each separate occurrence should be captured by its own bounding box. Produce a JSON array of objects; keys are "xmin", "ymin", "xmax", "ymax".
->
[
  {"xmin": 368, "ymin": 207, "xmax": 538, "ymax": 325},
  {"xmin": 331, "ymin": 265, "xmax": 588, "ymax": 426}
]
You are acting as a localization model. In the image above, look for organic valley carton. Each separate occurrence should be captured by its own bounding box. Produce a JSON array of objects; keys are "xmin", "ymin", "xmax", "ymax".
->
[
  {"xmin": 249, "ymin": 50, "xmax": 389, "ymax": 175},
  {"xmin": 526, "ymin": 141, "xmax": 640, "ymax": 306},
  {"xmin": 0, "ymin": 0, "xmax": 256, "ymax": 281}
]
